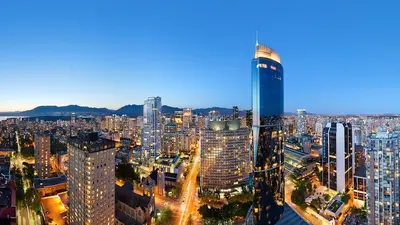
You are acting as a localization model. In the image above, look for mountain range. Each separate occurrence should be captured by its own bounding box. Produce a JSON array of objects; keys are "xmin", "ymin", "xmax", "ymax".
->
[{"xmin": 0, "ymin": 105, "xmax": 247, "ymax": 117}]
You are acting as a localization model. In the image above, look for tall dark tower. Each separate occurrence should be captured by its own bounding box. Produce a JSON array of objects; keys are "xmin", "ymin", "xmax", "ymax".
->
[
  {"xmin": 233, "ymin": 106, "xmax": 239, "ymax": 120},
  {"xmin": 251, "ymin": 40, "xmax": 284, "ymax": 224}
]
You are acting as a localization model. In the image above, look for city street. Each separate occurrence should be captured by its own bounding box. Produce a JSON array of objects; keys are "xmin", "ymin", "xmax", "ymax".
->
[
  {"xmin": 178, "ymin": 147, "xmax": 201, "ymax": 225},
  {"xmin": 285, "ymin": 177, "xmax": 323, "ymax": 225},
  {"xmin": 14, "ymin": 132, "xmax": 42, "ymax": 225}
]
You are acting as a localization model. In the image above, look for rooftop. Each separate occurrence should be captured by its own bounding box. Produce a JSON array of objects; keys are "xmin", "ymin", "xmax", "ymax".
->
[
  {"xmin": 33, "ymin": 175, "xmax": 67, "ymax": 189},
  {"xmin": 207, "ymin": 120, "xmax": 242, "ymax": 131},
  {"xmin": 0, "ymin": 161, "xmax": 10, "ymax": 177},
  {"xmin": 276, "ymin": 203, "xmax": 310, "ymax": 225},
  {"xmin": 166, "ymin": 121, "xmax": 176, "ymax": 127},
  {"xmin": 255, "ymin": 43, "xmax": 281, "ymax": 63},
  {"xmin": 0, "ymin": 188, "xmax": 11, "ymax": 206},
  {"xmin": 115, "ymin": 182, "xmax": 151, "ymax": 211},
  {"xmin": 115, "ymin": 209, "xmax": 141, "ymax": 225},
  {"xmin": 69, "ymin": 133, "xmax": 116, "ymax": 153},
  {"xmin": 155, "ymin": 155, "xmax": 180, "ymax": 166},
  {"xmin": 41, "ymin": 192, "xmax": 67, "ymax": 225}
]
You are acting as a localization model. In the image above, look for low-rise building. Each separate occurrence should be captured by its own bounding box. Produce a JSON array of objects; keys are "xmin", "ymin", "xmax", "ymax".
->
[
  {"xmin": 0, "ymin": 158, "xmax": 16, "ymax": 225},
  {"xmin": 115, "ymin": 182, "xmax": 155, "ymax": 225},
  {"xmin": 33, "ymin": 175, "xmax": 67, "ymax": 196},
  {"xmin": 40, "ymin": 191, "xmax": 68, "ymax": 225}
]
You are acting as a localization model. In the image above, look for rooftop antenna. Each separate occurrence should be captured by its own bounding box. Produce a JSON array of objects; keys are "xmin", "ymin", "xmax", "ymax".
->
[{"xmin": 255, "ymin": 30, "xmax": 259, "ymax": 46}]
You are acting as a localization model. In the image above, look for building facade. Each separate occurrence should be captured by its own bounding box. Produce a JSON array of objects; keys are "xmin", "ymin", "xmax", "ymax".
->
[
  {"xmin": 142, "ymin": 97, "xmax": 162, "ymax": 162},
  {"xmin": 321, "ymin": 122, "xmax": 353, "ymax": 192},
  {"xmin": 366, "ymin": 129, "xmax": 400, "ymax": 225},
  {"xmin": 183, "ymin": 108, "xmax": 192, "ymax": 130},
  {"xmin": 34, "ymin": 134, "xmax": 51, "ymax": 178},
  {"xmin": 251, "ymin": 42, "xmax": 285, "ymax": 224},
  {"xmin": 67, "ymin": 132, "xmax": 116, "ymax": 225},
  {"xmin": 233, "ymin": 106, "xmax": 239, "ymax": 120},
  {"xmin": 162, "ymin": 121, "xmax": 177, "ymax": 157},
  {"xmin": 115, "ymin": 182, "xmax": 155, "ymax": 225},
  {"xmin": 296, "ymin": 109, "xmax": 307, "ymax": 135},
  {"xmin": 200, "ymin": 120, "xmax": 250, "ymax": 193}
]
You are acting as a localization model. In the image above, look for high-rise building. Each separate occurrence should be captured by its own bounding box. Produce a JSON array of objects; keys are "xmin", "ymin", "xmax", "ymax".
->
[
  {"xmin": 353, "ymin": 145, "xmax": 367, "ymax": 205},
  {"xmin": 296, "ymin": 109, "xmax": 307, "ymax": 135},
  {"xmin": 34, "ymin": 133, "xmax": 51, "ymax": 178},
  {"xmin": 321, "ymin": 122, "xmax": 353, "ymax": 192},
  {"xmin": 183, "ymin": 108, "xmax": 192, "ymax": 130},
  {"xmin": 142, "ymin": 97, "xmax": 162, "ymax": 162},
  {"xmin": 173, "ymin": 111, "xmax": 183, "ymax": 131},
  {"xmin": 71, "ymin": 112, "xmax": 76, "ymax": 124},
  {"xmin": 67, "ymin": 132, "xmax": 116, "ymax": 225},
  {"xmin": 366, "ymin": 128, "xmax": 400, "ymax": 225},
  {"xmin": 245, "ymin": 110, "xmax": 252, "ymax": 129},
  {"xmin": 200, "ymin": 120, "xmax": 250, "ymax": 192},
  {"xmin": 162, "ymin": 121, "xmax": 177, "ymax": 157},
  {"xmin": 251, "ymin": 41, "xmax": 285, "ymax": 224},
  {"xmin": 233, "ymin": 106, "xmax": 239, "ymax": 120}
]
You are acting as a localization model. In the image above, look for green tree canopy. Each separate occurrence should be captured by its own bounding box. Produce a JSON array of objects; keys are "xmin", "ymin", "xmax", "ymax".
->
[
  {"xmin": 21, "ymin": 146, "xmax": 34, "ymax": 159},
  {"xmin": 156, "ymin": 207, "xmax": 173, "ymax": 225},
  {"xmin": 115, "ymin": 163, "xmax": 140, "ymax": 183}
]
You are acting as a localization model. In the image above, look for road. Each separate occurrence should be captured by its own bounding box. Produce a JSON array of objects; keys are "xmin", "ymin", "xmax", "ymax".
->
[
  {"xmin": 285, "ymin": 179, "xmax": 324, "ymax": 225},
  {"xmin": 178, "ymin": 147, "xmax": 201, "ymax": 225},
  {"xmin": 14, "ymin": 132, "xmax": 42, "ymax": 225}
]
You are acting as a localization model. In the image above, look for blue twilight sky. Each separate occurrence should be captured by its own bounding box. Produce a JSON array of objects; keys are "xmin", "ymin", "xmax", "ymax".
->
[{"xmin": 1, "ymin": 1, "xmax": 400, "ymax": 114}]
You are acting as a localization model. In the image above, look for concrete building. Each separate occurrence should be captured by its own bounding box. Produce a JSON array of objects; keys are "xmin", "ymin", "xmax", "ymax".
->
[
  {"xmin": 183, "ymin": 108, "xmax": 192, "ymax": 130},
  {"xmin": 200, "ymin": 120, "xmax": 250, "ymax": 193},
  {"xmin": 0, "ymin": 157, "xmax": 16, "ymax": 225},
  {"xmin": 321, "ymin": 122, "xmax": 353, "ymax": 192},
  {"xmin": 71, "ymin": 112, "xmax": 76, "ymax": 125},
  {"xmin": 115, "ymin": 182, "xmax": 155, "ymax": 225},
  {"xmin": 34, "ymin": 133, "xmax": 51, "ymax": 178},
  {"xmin": 366, "ymin": 128, "xmax": 400, "ymax": 225},
  {"xmin": 162, "ymin": 121, "xmax": 177, "ymax": 157},
  {"xmin": 33, "ymin": 175, "xmax": 67, "ymax": 196},
  {"xmin": 67, "ymin": 132, "xmax": 116, "ymax": 225},
  {"xmin": 297, "ymin": 109, "xmax": 307, "ymax": 135},
  {"xmin": 233, "ymin": 106, "xmax": 239, "ymax": 120},
  {"xmin": 142, "ymin": 97, "xmax": 162, "ymax": 162}
]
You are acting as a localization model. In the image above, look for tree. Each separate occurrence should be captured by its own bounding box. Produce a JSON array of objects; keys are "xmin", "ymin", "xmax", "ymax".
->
[
  {"xmin": 25, "ymin": 188, "xmax": 41, "ymax": 212},
  {"xmin": 13, "ymin": 169, "xmax": 24, "ymax": 206},
  {"xmin": 227, "ymin": 192, "xmax": 253, "ymax": 203},
  {"xmin": 156, "ymin": 207, "xmax": 173, "ymax": 225},
  {"xmin": 202, "ymin": 218, "xmax": 233, "ymax": 225},
  {"xmin": 115, "ymin": 163, "xmax": 140, "ymax": 183},
  {"xmin": 341, "ymin": 192, "xmax": 350, "ymax": 204},
  {"xmin": 310, "ymin": 198, "xmax": 321, "ymax": 211},
  {"xmin": 306, "ymin": 180, "xmax": 313, "ymax": 194},
  {"xmin": 324, "ymin": 193, "xmax": 331, "ymax": 202},
  {"xmin": 50, "ymin": 138, "xmax": 67, "ymax": 155},
  {"xmin": 23, "ymin": 163, "xmax": 35, "ymax": 182},
  {"xmin": 21, "ymin": 146, "xmax": 34, "ymax": 158}
]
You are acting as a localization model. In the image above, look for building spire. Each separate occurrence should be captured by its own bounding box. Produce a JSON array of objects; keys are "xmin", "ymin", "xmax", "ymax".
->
[{"xmin": 255, "ymin": 30, "xmax": 259, "ymax": 46}]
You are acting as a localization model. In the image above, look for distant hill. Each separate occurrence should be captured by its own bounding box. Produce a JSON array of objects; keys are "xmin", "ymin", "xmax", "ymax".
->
[
  {"xmin": 22, "ymin": 105, "xmax": 110, "ymax": 116},
  {"xmin": 0, "ymin": 104, "xmax": 247, "ymax": 117},
  {"xmin": 115, "ymin": 105, "xmax": 182, "ymax": 117},
  {"xmin": 115, "ymin": 104, "xmax": 142, "ymax": 117}
]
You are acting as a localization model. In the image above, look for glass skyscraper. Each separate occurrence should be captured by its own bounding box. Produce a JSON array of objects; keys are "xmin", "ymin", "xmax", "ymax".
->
[
  {"xmin": 142, "ymin": 96, "xmax": 162, "ymax": 162},
  {"xmin": 251, "ymin": 41, "xmax": 285, "ymax": 225}
]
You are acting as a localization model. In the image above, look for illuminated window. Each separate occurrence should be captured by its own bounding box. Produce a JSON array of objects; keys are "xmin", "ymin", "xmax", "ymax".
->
[{"xmin": 256, "ymin": 63, "xmax": 267, "ymax": 68}]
